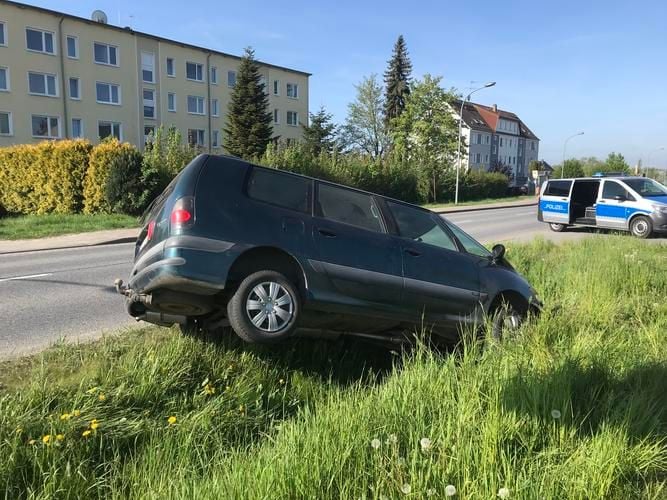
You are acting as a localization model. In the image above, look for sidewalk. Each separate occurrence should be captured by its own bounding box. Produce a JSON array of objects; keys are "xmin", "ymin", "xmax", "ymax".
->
[
  {"xmin": 0, "ymin": 227, "xmax": 139, "ymax": 255},
  {"xmin": 431, "ymin": 198, "xmax": 537, "ymax": 214}
]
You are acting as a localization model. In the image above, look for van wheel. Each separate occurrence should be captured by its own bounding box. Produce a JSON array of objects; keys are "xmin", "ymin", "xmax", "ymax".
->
[
  {"xmin": 630, "ymin": 216, "xmax": 652, "ymax": 239},
  {"xmin": 549, "ymin": 223, "xmax": 567, "ymax": 232},
  {"xmin": 491, "ymin": 303, "xmax": 524, "ymax": 341},
  {"xmin": 227, "ymin": 270, "xmax": 300, "ymax": 344}
]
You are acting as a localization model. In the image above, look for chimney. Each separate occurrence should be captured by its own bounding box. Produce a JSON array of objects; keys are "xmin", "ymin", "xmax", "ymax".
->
[{"xmin": 492, "ymin": 104, "xmax": 498, "ymax": 112}]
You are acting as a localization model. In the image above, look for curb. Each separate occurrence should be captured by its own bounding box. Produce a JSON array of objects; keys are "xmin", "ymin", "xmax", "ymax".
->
[
  {"xmin": 433, "ymin": 201, "xmax": 537, "ymax": 214},
  {"xmin": 0, "ymin": 235, "xmax": 137, "ymax": 256}
]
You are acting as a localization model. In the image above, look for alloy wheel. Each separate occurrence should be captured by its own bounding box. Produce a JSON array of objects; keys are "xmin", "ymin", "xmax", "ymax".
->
[{"xmin": 245, "ymin": 281, "xmax": 294, "ymax": 333}]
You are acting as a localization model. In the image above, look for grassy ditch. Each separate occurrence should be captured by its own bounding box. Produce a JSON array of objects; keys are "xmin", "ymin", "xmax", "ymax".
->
[
  {"xmin": 1, "ymin": 237, "xmax": 666, "ymax": 498},
  {"xmin": 0, "ymin": 213, "xmax": 138, "ymax": 240}
]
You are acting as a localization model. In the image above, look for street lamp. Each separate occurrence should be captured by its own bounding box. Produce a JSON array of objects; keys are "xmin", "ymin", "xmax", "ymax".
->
[
  {"xmin": 561, "ymin": 131, "xmax": 584, "ymax": 178},
  {"xmin": 455, "ymin": 81, "xmax": 496, "ymax": 204}
]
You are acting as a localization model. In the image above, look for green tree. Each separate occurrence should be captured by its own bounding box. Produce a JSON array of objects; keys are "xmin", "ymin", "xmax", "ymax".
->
[
  {"xmin": 301, "ymin": 106, "xmax": 337, "ymax": 155},
  {"xmin": 392, "ymin": 74, "xmax": 459, "ymax": 202},
  {"xmin": 579, "ymin": 156, "xmax": 605, "ymax": 176},
  {"xmin": 604, "ymin": 152, "xmax": 630, "ymax": 173},
  {"xmin": 383, "ymin": 35, "xmax": 412, "ymax": 128},
  {"xmin": 341, "ymin": 74, "xmax": 389, "ymax": 160},
  {"xmin": 557, "ymin": 159, "xmax": 585, "ymax": 178},
  {"xmin": 224, "ymin": 47, "xmax": 273, "ymax": 159}
]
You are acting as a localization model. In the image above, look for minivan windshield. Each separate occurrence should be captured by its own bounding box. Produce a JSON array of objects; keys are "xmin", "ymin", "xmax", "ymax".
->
[{"xmin": 623, "ymin": 178, "xmax": 667, "ymax": 198}]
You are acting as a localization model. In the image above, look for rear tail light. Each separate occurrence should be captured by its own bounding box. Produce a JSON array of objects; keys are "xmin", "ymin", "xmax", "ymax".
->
[
  {"xmin": 146, "ymin": 220, "xmax": 156, "ymax": 241},
  {"xmin": 170, "ymin": 196, "xmax": 195, "ymax": 232}
]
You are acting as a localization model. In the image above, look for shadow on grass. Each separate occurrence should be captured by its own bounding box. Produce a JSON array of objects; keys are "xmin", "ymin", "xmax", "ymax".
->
[{"xmin": 501, "ymin": 359, "xmax": 667, "ymax": 441}]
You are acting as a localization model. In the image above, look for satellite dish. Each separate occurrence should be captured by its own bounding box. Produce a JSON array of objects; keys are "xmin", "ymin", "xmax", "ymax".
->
[{"xmin": 91, "ymin": 10, "xmax": 108, "ymax": 24}]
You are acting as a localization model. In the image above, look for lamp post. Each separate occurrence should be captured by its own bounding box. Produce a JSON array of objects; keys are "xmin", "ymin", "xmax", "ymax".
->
[
  {"xmin": 561, "ymin": 131, "xmax": 584, "ymax": 178},
  {"xmin": 455, "ymin": 81, "xmax": 496, "ymax": 204},
  {"xmin": 645, "ymin": 146, "xmax": 665, "ymax": 173}
]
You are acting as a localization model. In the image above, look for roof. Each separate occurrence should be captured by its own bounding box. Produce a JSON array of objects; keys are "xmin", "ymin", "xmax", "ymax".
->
[
  {"xmin": 2, "ymin": 0, "xmax": 311, "ymax": 77},
  {"xmin": 451, "ymin": 100, "xmax": 493, "ymax": 133},
  {"xmin": 453, "ymin": 99, "xmax": 539, "ymax": 140}
]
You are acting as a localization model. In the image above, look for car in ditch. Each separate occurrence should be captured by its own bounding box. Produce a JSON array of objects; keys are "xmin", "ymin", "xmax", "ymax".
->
[{"xmin": 115, "ymin": 154, "xmax": 541, "ymax": 345}]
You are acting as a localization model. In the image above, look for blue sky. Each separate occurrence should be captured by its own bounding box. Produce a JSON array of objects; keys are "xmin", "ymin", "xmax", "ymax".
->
[{"xmin": 26, "ymin": 0, "xmax": 667, "ymax": 167}]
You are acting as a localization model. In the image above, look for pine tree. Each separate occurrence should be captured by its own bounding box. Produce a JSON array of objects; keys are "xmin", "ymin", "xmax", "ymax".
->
[
  {"xmin": 383, "ymin": 35, "xmax": 413, "ymax": 128},
  {"xmin": 301, "ymin": 106, "xmax": 337, "ymax": 155},
  {"xmin": 224, "ymin": 47, "xmax": 273, "ymax": 159}
]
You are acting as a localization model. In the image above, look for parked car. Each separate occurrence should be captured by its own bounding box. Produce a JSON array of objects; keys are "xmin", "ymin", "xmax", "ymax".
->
[
  {"xmin": 116, "ymin": 155, "xmax": 541, "ymax": 345},
  {"xmin": 538, "ymin": 176, "xmax": 667, "ymax": 238}
]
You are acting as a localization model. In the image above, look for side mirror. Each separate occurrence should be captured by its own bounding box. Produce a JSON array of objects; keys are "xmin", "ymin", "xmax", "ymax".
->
[
  {"xmin": 613, "ymin": 194, "xmax": 626, "ymax": 202},
  {"xmin": 491, "ymin": 244, "xmax": 506, "ymax": 262}
]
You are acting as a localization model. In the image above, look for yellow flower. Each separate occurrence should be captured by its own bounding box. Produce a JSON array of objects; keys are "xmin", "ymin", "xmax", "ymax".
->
[
  {"xmin": 15, "ymin": 427, "xmax": 22, "ymax": 434},
  {"xmin": 279, "ymin": 379, "xmax": 285, "ymax": 385},
  {"xmin": 28, "ymin": 439, "xmax": 36, "ymax": 445},
  {"xmin": 82, "ymin": 429, "xmax": 92, "ymax": 438},
  {"xmin": 86, "ymin": 387, "xmax": 99, "ymax": 394},
  {"xmin": 225, "ymin": 385, "xmax": 231, "ymax": 391},
  {"xmin": 239, "ymin": 405, "xmax": 245, "ymax": 414},
  {"xmin": 98, "ymin": 393, "xmax": 106, "ymax": 402},
  {"xmin": 90, "ymin": 419, "xmax": 99, "ymax": 430},
  {"xmin": 167, "ymin": 416, "xmax": 177, "ymax": 425},
  {"xmin": 56, "ymin": 434, "xmax": 64, "ymax": 442},
  {"xmin": 42, "ymin": 434, "xmax": 51, "ymax": 445},
  {"xmin": 72, "ymin": 410, "xmax": 81, "ymax": 417},
  {"xmin": 60, "ymin": 413, "xmax": 71, "ymax": 421},
  {"xmin": 204, "ymin": 383, "xmax": 215, "ymax": 395}
]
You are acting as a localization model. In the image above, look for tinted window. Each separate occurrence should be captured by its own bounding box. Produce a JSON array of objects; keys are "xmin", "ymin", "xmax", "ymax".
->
[
  {"xmin": 623, "ymin": 178, "xmax": 667, "ymax": 197},
  {"xmin": 445, "ymin": 221, "xmax": 490, "ymax": 257},
  {"xmin": 247, "ymin": 168, "xmax": 311, "ymax": 213},
  {"xmin": 544, "ymin": 180, "xmax": 572, "ymax": 197},
  {"xmin": 388, "ymin": 201, "xmax": 457, "ymax": 251},
  {"xmin": 317, "ymin": 184, "xmax": 383, "ymax": 232},
  {"xmin": 602, "ymin": 181, "xmax": 633, "ymax": 200}
]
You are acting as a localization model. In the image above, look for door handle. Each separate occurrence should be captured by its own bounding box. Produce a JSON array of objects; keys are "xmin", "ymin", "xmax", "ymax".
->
[
  {"xmin": 405, "ymin": 248, "xmax": 421, "ymax": 257},
  {"xmin": 317, "ymin": 228, "xmax": 337, "ymax": 238}
]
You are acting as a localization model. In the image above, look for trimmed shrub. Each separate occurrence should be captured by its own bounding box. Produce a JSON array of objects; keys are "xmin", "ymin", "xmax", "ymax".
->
[
  {"xmin": 0, "ymin": 140, "xmax": 92, "ymax": 215},
  {"xmin": 105, "ymin": 146, "xmax": 145, "ymax": 215},
  {"xmin": 439, "ymin": 170, "xmax": 509, "ymax": 202}
]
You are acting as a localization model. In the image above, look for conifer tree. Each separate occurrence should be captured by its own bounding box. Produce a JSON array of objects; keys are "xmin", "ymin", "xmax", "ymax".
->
[
  {"xmin": 383, "ymin": 35, "xmax": 413, "ymax": 128},
  {"xmin": 301, "ymin": 106, "xmax": 337, "ymax": 155}
]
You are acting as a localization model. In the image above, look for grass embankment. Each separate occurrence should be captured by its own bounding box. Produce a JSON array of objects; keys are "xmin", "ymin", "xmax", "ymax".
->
[
  {"xmin": 424, "ymin": 194, "xmax": 530, "ymax": 211},
  {"xmin": 0, "ymin": 213, "xmax": 138, "ymax": 240},
  {"xmin": 1, "ymin": 237, "xmax": 666, "ymax": 498}
]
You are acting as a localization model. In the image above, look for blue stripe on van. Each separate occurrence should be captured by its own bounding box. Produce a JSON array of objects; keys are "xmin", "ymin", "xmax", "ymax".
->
[
  {"xmin": 596, "ymin": 204, "xmax": 651, "ymax": 219},
  {"xmin": 539, "ymin": 200, "xmax": 569, "ymax": 214}
]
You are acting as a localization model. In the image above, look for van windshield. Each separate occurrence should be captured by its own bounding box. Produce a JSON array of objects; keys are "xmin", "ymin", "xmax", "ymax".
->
[{"xmin": 623, "ymin": 178, "xmax": 667, "ymax": 198}]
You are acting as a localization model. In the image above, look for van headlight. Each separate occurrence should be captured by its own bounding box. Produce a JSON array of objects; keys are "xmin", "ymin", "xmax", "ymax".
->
[{"xmin": 652, "ymin": 204, "xmax": 667, "ymax": 214}]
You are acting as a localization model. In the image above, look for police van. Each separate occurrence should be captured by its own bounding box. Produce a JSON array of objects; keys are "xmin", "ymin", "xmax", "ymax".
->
[{"xmin": 538, "ymin": 175, "xmax": 667, "ymax": 238}]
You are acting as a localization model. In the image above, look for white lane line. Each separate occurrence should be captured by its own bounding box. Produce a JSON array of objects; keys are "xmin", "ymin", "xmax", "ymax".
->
[{"xmin": 0, "ymin": 273, "xmax": 53, "ymax": 283}]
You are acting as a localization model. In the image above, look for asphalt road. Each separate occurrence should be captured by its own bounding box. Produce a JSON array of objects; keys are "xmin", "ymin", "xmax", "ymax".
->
[{"xmin": 1, "ymin": 204, "xmax": 663, "ymax": 358}]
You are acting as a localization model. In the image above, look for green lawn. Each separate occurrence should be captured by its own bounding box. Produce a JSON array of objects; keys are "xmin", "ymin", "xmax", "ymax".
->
[
  {"xmin": 0, "ymin": 213, "xmax": 138, "ymax": 240},
  {"xmin": 1, "ymin": 237, "xmax": 666, "ymax": 498},
  {"xmin": 424, "ymin": 194, "xmax": 531, "ymax": 211}
]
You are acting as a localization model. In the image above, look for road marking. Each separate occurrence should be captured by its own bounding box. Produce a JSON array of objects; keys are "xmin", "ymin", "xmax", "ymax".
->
[{"xmin": 0, "ymin": 273, "xmax": 53, "ymax": 283}]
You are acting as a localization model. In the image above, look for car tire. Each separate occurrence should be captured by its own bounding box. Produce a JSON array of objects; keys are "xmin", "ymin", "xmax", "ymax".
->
[
  {"xmin": 630, "ymin": 216, "xmax": 652, "ymax": 239},
  {"xmin": 548, "ymin": 223, "xmax": 567, "ymax": 232},
  {"xmin": 491, "ymin": 303, "xmax": 524, "ymax": 341},
  {"xmin": 227, "ymin": 270, "xmax": 300, "ymax": 344}
]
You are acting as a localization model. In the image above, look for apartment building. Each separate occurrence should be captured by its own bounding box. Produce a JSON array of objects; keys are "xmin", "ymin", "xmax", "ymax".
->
[
  {"xmin": 453, "ymin": 101, "xmax": 539, "ymax": 185},
  {"xmin": 0, "ymin": 1, "xmax": 310, "ymax": 151}
]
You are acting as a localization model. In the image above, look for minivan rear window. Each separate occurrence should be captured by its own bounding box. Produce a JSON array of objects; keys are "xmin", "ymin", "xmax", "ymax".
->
[
  {"xmin": 247, "ymin": 167, "xmax": 311, "ymax": 213},
  {"xmin": 544, "ymin": 180, "xmax": 572, "ymax": 197}
]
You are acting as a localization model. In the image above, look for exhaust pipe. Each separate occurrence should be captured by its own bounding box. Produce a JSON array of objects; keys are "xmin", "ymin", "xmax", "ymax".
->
[{"xmin": 136, "ymin": 311, "xmax": 187, "ymax": 327}]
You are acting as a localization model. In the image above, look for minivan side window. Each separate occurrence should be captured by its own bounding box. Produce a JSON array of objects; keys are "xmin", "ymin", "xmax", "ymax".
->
[
  {"xmin": 544, "ymin": 180, "xmax": 572, "ymax": 197},
  {"xmin": 387, "ymin": 201, "xmax": 458, "ymax": 251},
  {"xmin": 317, "ymin": 183, "xmax": 384, "ymax": 232},
  {"xmin": 445, "ymin": 221, "xmax": 490, "ymax": 257},
  {"xmin": 602, "ymin": 181, "xmax": 635, "ymax": 201},
  {"xmin": 247, "ymin": 168, "xmax": 311, "ymax": 213}
]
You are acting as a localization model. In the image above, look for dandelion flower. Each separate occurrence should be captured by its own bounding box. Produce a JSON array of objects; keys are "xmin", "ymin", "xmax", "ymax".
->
[
  {"xmin": 401, "ymin": 483, "xmax": 411, "ymax": 494},
  {"xmin": 445, "ymin": 484, "xmax": 457, "ymax": 496},
  {"xmin": 15, "ymin": 427, "xmax": 22, "ymax": 434},
  {"xmin": 28, "ymin": 439, "xmax": 36, "ymax": 445},
  {"xmin": 72, "ymin": 410, "xmax": 81, "ymax": 417},
  {"xmin": 98, "ymin": 393, "xmax": 106, "ymax": 402},
  {"xmin": 551, "ymin": 409, "xmax": 561, "ymax": 419},
  {"xmin": 498, "ymin": 487, "xmax": 510, "ymax": 499},
  {"xmin": 239, "ymin": 405, "xmax": 245, "ymax": 414},
  {"xmin": 386, "ymin": 433, "xmax": 398, "ymax": 445},
  {"xmin": 204, "ymin": 384, "xmax": 215, "ymax": 396},
  {"xmin": 82, "ymin": 430, "xmax": 92, "ymax": 438},
  {"xmin": 60, "ymin": 413, "xmax": 71, "ymax": 421},
  {"xmin": 427, "ymin": 489, "xmax": 437, "ymax": 497},
  {"xmin": 56, "ymin": 434, "xmax": 64, "ymax": 442},
  {"xmin": 42, "ymin": 435, "xmax": 51, "ymax": 445},
  {"xmin": 86, "ymin": 386, "xmax": 99, "ymax": 394},
  {"xmin": 370, "ymin": 438, "xmax": 381, "ymax": 449},
  {"xmin": 167, "ymin": 416, "xmax": 177, "ymax": 425},
  {"xmin": 90, "ymin": 419, "xmax": 100, "ymax": 430},
  {"xmin": 420, "ymin": 437, "xmax": 432, "ymax": 452}
]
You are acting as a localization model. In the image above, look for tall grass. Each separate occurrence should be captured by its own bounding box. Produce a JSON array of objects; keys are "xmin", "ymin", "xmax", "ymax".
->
[{"xmin": 1, "ymin": 237, "xmax": 666, "ymax": 499}]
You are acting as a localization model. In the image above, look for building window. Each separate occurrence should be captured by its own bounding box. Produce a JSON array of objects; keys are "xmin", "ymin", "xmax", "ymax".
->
[
  {"xmin": 531, "ymin": 141, "xmax": 536, "ymax": 151},
  {"xmin": 94, "ymin": 42, "xmax": 118, "ymax": 66},
  {"xmin": 0, "ymin": 22, "xmax": 6, "ymax": 46},
  {"xmin": 484, "ymin": 154, "xmax": 489, "ymax": 163},
  {"xmin": 141, "ymin": 52, "xmax": 155, "ymax": 83},
  {"xmin": 187, "ymin": 128, "xmax": 205, "ymax": 147},
  {"xmin": 259, "ymin": 75, "xmax": 267, "ymax": 93},
  {"xmin": 167, "ymin": 92, "xmax": 176, "ymax": 112},
  {"xmin": 144, "ymin": 125, "xmax": 155, "ymax": 145},
  {"xmin": 286, "ymin": 111, "xmax": 298, "ymax": 126},
  {"xmin": 166, "ymin": 57, "xmax": 175, "ymax": 77},
  {"xmin": 499, "ymin": 137, "xmax": 504, "ymax": 147},
  {"xmin": 28, "ymin": 72, "xmax": 58, "ymax": 97},
  {"xmin": 475, "ymin": 153, "xmax": 481, "ymax": 163},
  {"xmin": 210, "ymin": 66, "xmax": 218, "ymax": 84},
  {"xmin": 187, "ymin": 95, "xmax": 205, "ymax": 115},
  {"xmin": 492, "ymin": 145, "xmax": 497, "ymax": 154},
  {"xmin": 98, "ymin": 121, "xmax": 122, "ymax": 140},
  {"xmin": 0, "ymin": 112, "xmax": 12, "ymax": 135},
  {"xmin": 211, "ymin": 98, "xmax": 219, "ymax": 117},
  {"xmin": 186, "ymin": 62, "xmax": 204, "ymax": 82},
  {"xmin": 286, "ymin": 83, "xmax": 298, "ymax": 99},
  {"xmin": 273, "ymin": 79, "xmax": 279, "ymax": 95},
  {"xmin": 143, "ymin": 88, "xmax": 155, "ymax": 119},
  {"xmin": 273, "ymin": 109, "xmax": 280, "ymax": 124},
  {"xmin": 485, "ymin": 135, "xmax": 490, "ymax": 144},
  {"xmin": 96, "ymin": 82, "xmax": 121, "ymax": 105},
  {"xmin": 476, "ymin": 133, "xmax": 482, "ymax": 144},
  {"xmin": 65, "ymin": 35, "xmax": 78, "ymax": 59},
  {"xmin": 69, "ymin": 77, "xmax": 80, "ymax": 100},
  {"xmin": 227, "ymin": 70, "xmax": 236, "ymax": 87},
  {"xmin": 71, "ymin": 118, "xmax": 83, "ymax": 138},
  {"xmin": 26, "ymin": 28, "xmax": 55, "ymax": 54},
  {"xmin": 0, "ymin": 67, "xmax": 9, "ymax": 92},
  {"xmin": 31, "ymin": 115, "xmax": 60, "ymax": 138},
  {"xmin": 212, "ymin": 130, "xmax": 220, "ymax": 148}
]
